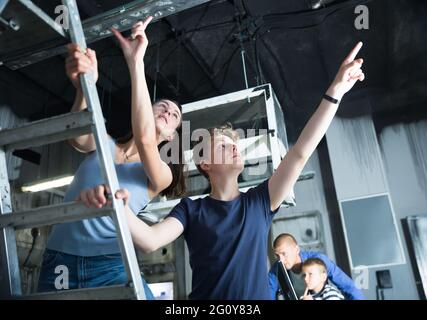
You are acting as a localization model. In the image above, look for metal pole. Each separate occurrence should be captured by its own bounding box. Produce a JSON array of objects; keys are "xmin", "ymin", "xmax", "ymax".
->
[
  {"xmin": 0, "ymin": 147, "xmax": 22, "ymax": 298},
  {"xmin": 63, "ymin": 0, "xmax": 145, "ymax": 299},
  {"xmin": 240, "ymin": 49, "xmax": 249, "ymax": 90}
]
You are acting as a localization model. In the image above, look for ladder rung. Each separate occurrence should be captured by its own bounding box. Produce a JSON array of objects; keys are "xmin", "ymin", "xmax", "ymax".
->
[
  {"xmin": 0, "ymin": 202, "xmax": 114, "ymax": 230},
  {"xmin": 20, "ymin": 284, "xmax": 136, "ymax": 300},
  {"xmin": 0, "ymin": 111, "xmax": 94, "ymax": 151}
]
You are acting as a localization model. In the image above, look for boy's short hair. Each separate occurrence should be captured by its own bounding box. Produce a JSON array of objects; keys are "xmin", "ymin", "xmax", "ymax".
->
[
  {"xmin": 193, "ymin": 123, "xmax": 239, "ymax": 180},
  {"xmin": 302, "ymin": 258, "xmax": 327, "ymax": 274}
]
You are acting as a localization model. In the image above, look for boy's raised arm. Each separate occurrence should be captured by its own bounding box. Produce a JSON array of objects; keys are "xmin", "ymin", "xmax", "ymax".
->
[{"xmin": 268, "ymin": 42, "xmax": 365, "ymax": 211}]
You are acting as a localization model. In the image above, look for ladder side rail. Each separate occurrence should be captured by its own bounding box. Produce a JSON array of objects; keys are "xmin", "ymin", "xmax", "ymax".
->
[
  {"xmin": 0, "ymin": 147, "xmax": 22, "ymax": 298},
  {"xmin": 63, "ymin": 0, "xmax": 145, "ymax": 300}
]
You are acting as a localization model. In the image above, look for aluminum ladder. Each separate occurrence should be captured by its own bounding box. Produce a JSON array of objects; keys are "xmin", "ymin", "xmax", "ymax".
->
[{"xmin": 0, "ymin": 0, "xmax": 145, "ymax": 300}]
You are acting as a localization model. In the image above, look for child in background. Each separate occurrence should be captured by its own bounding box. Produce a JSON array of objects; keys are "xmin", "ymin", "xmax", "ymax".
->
[{"xmin": 300, "ymin": 258, "xmax": 345, "ymax": 300}]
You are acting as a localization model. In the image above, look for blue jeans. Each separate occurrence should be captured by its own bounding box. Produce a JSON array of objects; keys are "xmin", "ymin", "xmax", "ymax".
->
[{"xmin": 37, "ymin": 249, "xmax": 155, "ymax": 300}]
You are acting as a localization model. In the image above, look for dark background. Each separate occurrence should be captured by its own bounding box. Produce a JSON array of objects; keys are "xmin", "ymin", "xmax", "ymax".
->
[{"xmin": 1, "ymin": 0, "xmax": 426, "ymax": 142}]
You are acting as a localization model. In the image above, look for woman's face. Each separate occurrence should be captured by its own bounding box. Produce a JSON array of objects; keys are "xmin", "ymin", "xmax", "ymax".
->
[{"xmin": 152, "ymin": 99, "xmax": 182, "ymax": 141}]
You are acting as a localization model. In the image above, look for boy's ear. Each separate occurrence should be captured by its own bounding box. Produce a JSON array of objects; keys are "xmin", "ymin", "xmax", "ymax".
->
[{"xmin": 321, "ymin": 271, "xmax": 328, "ymax": 282}]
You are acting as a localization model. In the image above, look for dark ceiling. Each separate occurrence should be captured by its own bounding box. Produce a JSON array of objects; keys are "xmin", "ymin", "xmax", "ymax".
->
[{"xmin": 1, "ymin": 0, "xmax": 426, "ymax": 143}]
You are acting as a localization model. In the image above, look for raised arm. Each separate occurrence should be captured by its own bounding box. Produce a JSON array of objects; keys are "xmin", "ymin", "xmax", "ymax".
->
[
  {"xmin": 111, "ymin": 18, "xmax": 174, "ymax": 195},
  {"xmin": 65, "ymin": 44, "xmax": 98, "ymax": 153},
  {"xmin": 76, "ymin": 185, "xmax": 184, "ymax": 253},
  {"xmin": 269, "ymin": 42, "xmax": 365, "ymax": 210}
]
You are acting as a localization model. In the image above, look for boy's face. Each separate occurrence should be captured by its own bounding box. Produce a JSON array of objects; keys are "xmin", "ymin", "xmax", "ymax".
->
[
  {"xmin": 202, "ymin": 134, "xmax": 244, "ymax": 176},
  {"xmin": 302, "ymin": 265, "xmax": 327, "ymax": 292}
]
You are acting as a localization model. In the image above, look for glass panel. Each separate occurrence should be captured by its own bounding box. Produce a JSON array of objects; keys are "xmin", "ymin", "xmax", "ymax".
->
[{"xmin": 341, "ymin": 194, "xmax": 404, "ymax": 268}]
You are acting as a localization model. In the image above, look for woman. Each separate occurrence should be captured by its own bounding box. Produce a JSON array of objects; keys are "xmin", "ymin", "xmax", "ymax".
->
[{"xmin": 37, "ymin": 17, "xmax": 184, "ymax": 299}]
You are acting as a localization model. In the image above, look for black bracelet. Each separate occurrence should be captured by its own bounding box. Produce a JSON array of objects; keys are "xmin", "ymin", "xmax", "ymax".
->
[{"xmin": 323, "ymin": 94, "xmax": 340, "ymax": 104}]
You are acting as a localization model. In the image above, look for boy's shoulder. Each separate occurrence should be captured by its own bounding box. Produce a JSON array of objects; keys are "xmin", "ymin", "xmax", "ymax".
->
[
  {"xmin": 174, "ymin": 179, "xmax": 271, "ymax": 211},
  {"xmin": 321, "ymin": 283, "xmax": 345, "ymax": 300},
  {"xmin": 243, "ymin": 179, "xmax": 270, "ymax": 196},
  {"xmin": 175, "ymin": 195, "xmax": 208, "ymax": 209}
]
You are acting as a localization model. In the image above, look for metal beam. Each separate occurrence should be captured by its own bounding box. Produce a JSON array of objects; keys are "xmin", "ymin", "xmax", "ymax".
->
[
  {"xmin": 4, "ymin": 0, "xmax": 211, "ymax": 69},
  {"xmin": 0, "ymin": 147, "xmax": 21, "ymax": 298},
  {"xmin": 0, "ymin": 202, "xmax": 115, "ymax": 230},
  {"xmin": 64, "ymin": 0, "xmax": 146, "ymax": 300},
  {"xmin": 0, "ymin": 111, "xmax": 94, "ymax": 151},
  {"xmin": 22, "ymin": 284, "xmax": 136, "ymax": 300}
]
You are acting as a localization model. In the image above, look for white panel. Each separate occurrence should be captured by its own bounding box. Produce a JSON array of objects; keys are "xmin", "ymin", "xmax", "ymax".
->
[
  {"xmin": 326, "ymin": 115, "xmax": 406, "ymax": 274},
  {"xmin": 339, "ymin": 193, "xmax": 405, "ymax": 269},
  {"xmin": 326, "ymin": 116, "xmax": 388, "ymax": 199},
  {"xmin": 377, "ymin": 121, "xmax": 427, "ymax": 299},
  {"xmin": 380, "ymin": 122, "xmax": 427, "ymax": 213}
]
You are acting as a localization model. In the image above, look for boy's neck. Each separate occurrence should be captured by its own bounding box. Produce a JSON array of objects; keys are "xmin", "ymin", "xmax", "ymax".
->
[{"xmin": 209, "ymin": 175, "xmax": 240, "ymax": 201}]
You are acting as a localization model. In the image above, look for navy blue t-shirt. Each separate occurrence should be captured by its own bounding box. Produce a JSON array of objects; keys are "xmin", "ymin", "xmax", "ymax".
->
[{"xmin": 167, "ymin": 179, "xmax": 278, "ymax": 300}]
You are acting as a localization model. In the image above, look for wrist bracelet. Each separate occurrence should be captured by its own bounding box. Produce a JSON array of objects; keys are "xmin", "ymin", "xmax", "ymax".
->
[{"xmin": 323, "ymin": 94, "xmax": 340, "ymax": 104}]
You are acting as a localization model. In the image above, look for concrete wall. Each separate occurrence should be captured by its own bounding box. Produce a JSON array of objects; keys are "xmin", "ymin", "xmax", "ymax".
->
[
  {"xmin": 378, "ymin": 120, "xmax": 427, "ymax": 299},
  {"xmin": 324, "ymin": 115, "xmax": 426, "ymax": 300},
  {"xmin": 271, "ymin": 149, "xmax": 337, "ymax": 262}
]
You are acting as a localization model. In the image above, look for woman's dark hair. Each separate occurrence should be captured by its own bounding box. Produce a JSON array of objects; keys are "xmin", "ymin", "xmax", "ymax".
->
[{"xmin": 115, "ymin": 98, "xmax": 186, "ymax": 198}]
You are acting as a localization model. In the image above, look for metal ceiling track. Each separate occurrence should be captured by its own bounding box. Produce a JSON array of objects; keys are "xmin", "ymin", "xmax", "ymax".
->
[{"xmin": 0, "ymin": 0, "xmax": 210, "ymax": 69}]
